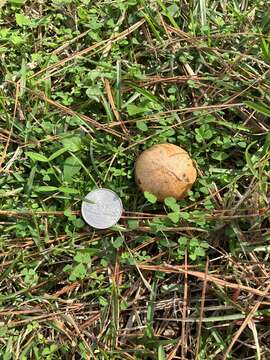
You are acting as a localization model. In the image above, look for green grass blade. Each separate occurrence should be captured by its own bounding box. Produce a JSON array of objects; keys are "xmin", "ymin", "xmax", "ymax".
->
[
  {"xmin": 144, "ymin": 279, "xmax": 158, "ymax": 339},
  {"xmin": 156, "ymin": 0, "xmax": 179, "ymax": 29},
  {"xmin": 116, "ymin": 60, "xmax": 122, "ymax": 110},
  {"xmin": 126, "ymin": 82, "xmax": 162, "ymax": 104},
  {"xmin": 245, "ymin": 100, "xmax": 270, "ymax": 117},
  {"xmin": 199, "ymin": 0, "xmax": 207, "ymax": 26},
  {"xmin": 245, "ymin": 141, "xmax": 258, "ymax": 178}
]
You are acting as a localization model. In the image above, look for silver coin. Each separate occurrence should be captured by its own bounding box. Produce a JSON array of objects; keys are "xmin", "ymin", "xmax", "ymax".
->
[{"xmin": 81, "ymin": 188, "xmax": 123, "ymax": 229}]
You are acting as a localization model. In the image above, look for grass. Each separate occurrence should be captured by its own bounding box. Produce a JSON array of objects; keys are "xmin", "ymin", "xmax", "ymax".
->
[{"xmin": 1, "ymin": 0, "xmax": 270, "ymax": 359}]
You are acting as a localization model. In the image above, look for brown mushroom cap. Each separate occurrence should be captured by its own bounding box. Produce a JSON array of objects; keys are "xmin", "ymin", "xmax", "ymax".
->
[{"xmin": 135, "ymin": 143, "xmax": 197, "ymax": 201}]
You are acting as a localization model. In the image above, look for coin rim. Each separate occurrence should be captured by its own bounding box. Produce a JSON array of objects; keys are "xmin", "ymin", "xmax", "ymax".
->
[{"xmin": 81, "ymin": 188, "xmax": 123, "ymax": 229}]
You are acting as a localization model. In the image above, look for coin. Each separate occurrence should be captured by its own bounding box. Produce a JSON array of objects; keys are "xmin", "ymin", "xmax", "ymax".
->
[{"xmin": 81, "ymin": 188, "xmax": 123, "ymax": 229}]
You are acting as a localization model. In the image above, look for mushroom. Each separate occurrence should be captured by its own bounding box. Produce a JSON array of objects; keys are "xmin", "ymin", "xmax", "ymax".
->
[{"xmin": 135, "ymin": 143, "xmax": 197, "ymax": 201}]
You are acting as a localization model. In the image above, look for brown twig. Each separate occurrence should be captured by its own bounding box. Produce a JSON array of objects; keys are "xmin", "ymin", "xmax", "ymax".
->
[
  {"xmin": 222, "ymin": 282, "xmax": 270, "ymax": 359},
  {"xmin": 137, "ymin": 264, "xmax": 270, "ymax": 298},
  {"xmin": 104, "ymin": 79, "xmax": 129, "ymax": 135},
  {"xmin": 182, "ymin": 252, "xmax": 188, "ymax": 358},
  {"xmin": 195, "ymin": 259, "xmax": 209, "ymax": 359}
]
